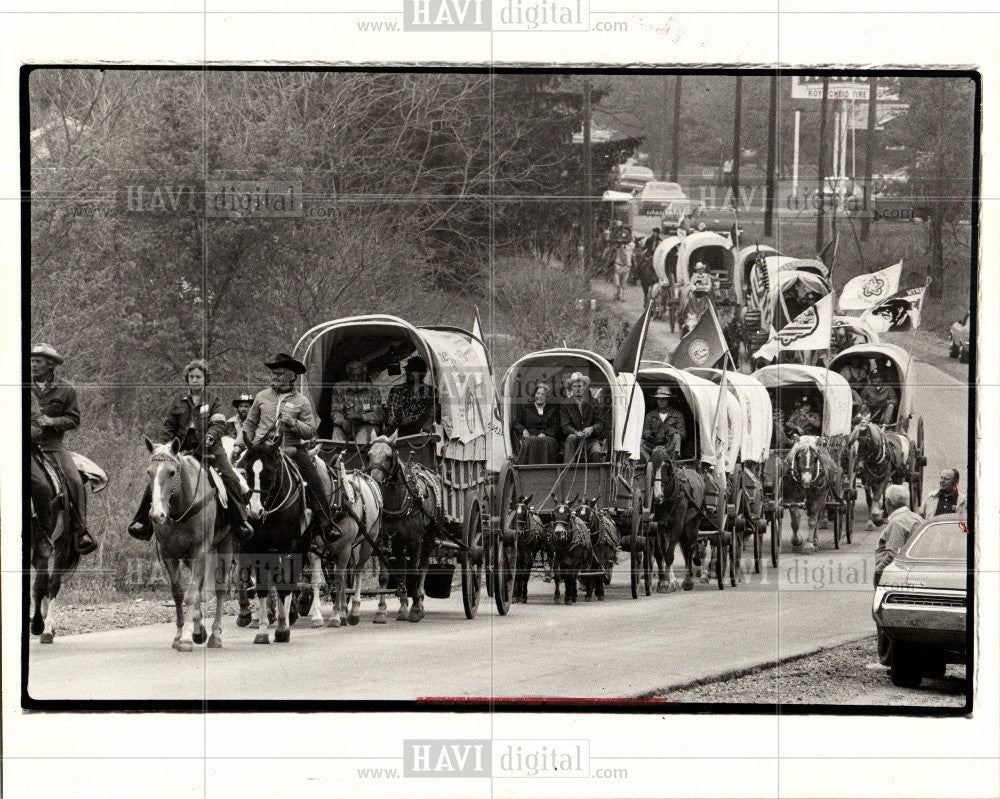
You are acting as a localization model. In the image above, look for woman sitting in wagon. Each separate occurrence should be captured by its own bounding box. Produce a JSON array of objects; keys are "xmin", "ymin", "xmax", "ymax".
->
[{"xmin": 512, "ymin": 382, "xmax": 560, "ymax": 464}]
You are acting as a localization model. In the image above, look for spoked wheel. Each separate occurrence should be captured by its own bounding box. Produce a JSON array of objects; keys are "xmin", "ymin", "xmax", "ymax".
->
[
  {"xmin": 642, "ymin": 519, "xmax": 653, "ymax": 596},
  {"xmin": 729, "ymin": 522, "xmax": 742, "ymax": 587},
  {"xmin": 770, "ymin": 507, "xmax": 783, "ymax": 568},
  {"xmin": 845, "ymin": 488, "xmax": 855, "ymax": 544},
  {"xmin": 714, "ymin": 536, "xmax": 726, "ymax": 591},
  {"xmin": 493, "ymin": 475, "xmax": 517, "ymax": 615},
  {"xmin": 630, "ymin": 510, "xmax": 642, "ymax": 600},
  {"xmin": 461, "ymin": 500, "xmax": 484, "ymax": 620},
  {"xmin": 752, "ymin": 515, "xmax": 762, "ymax": 575},
  {"xmin": 913, "ymin": 417, "xmax": 926, "ymax": 508}
]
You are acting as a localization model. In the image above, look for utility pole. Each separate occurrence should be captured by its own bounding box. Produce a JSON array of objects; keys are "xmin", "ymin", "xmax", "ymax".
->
[
  {"xmin": 671, "ymin": 76, "xmax": 682, "ymax": 183},
  {"xmin": 582, "ymin": 76, "xmax": 593, "ymax": 276},
  {"xmin": 764, "ymin": 75, "xmax": 778, "ymax": 237},
  {"xmin": 861, "ymin": 75, "xmax": 877, "ymax": 240},
  {"xmin": 731, "ymin": 75, "xmax": 742, "ymax": 209},
  {"xmin": 816, "ymin": 77, "xmax": 829, "ymax": 257}
]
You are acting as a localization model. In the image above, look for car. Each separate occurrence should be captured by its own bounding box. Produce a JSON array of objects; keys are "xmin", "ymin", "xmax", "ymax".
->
[
  {"xmin": 872, "ymin": 514, "xmax": 969, "ymax": 688},
  {"xmin": 637, "ymin": 181, "xmax": 695, "ymax": 218},
  {"xmin": 615, "ymin": 164, "xmax": 655, "ymax": 194},
  {"xmin": 949, "ymin": 313, "xmax": 970, "ymax": 362}
]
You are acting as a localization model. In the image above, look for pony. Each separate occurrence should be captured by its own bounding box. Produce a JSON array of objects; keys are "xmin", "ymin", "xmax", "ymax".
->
[
  {"xmin": 573, "ymin": 498, "xmax": 620, "ymax": 601},
  {"xmin": 546, "ymin": 497, "xmax": 589, "ymax": 605},
  {"xmin": 509, "ymin": 494, "xmax": 545, "ymax": 604},
  {"xmin": 301, "ymin": 455, "xmax": 384, "ymax": 628},
  {"xmin": 241, "ymin": 426, "xmax": 312, "ymax": 644},
  {"xmin": 783, "ymin": 435, "xmax": 843, "ymax": 551},
  {"xmin": 144, "ymin": 438, "xmax": 234, "ymax": 651},
  {"xmin": 648, "ymin": 446, "xmax": 705, "ymax": 592},
  {"xmin": 849, "ymin": 415, "xmax": 911, "ymax": 527},
  {"xmin": 365, "ymin": 432, "xmax": 441, "ymax": 623}
]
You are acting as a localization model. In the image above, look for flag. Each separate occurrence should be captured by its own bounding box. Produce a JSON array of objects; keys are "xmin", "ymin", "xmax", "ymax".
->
[
  {"xmin": 860, "ymin": 283, "xmax": 928, "ymax": 333},
  {"xmin": 613, "ymin": 301, "xmax": 653, "ymax": 374},
  {"xmin": 839, "ymin": 262, "xmax": 903, "ymax": 311},
  {"xmin": 753, "ymin": 293, "xmax": 834, "ymax": 361},
  {"xmin": 670, "ymin": 300, "xmax": 730, "ymax": 370}
]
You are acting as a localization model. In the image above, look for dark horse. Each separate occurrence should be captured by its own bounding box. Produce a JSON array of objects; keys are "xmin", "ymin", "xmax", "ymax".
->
[
  {"xmin": 648, "ymin": 447, "xmax": 705, "ymax": 592},
  {"xmin": 30, "ymin": 447, "xmax": 95, "ymax": 643},
  {"xmin": 365, "ymin": 433, "xmax": 441, "ymax": 623},
  {"xmin": 573, "ymin": 498, "xmax": 620, "ymax": 601},
  {"xmin": 241, "ymin": 427, "xmax": 313, "ymax": 644},
  {"xmin": 784, "ymin": 435, "xmax": 843, "ymax": 550},
  {"xmin": 546, "ymin": 497, "xmax": 589, "ymax": 605},
  {"xmin": 849, "ymin": 415, "xmax": 911, "ymax": 527},
  {"xmin": 510, "ymin": 494, "xmax": 545, "ymax": 604}
]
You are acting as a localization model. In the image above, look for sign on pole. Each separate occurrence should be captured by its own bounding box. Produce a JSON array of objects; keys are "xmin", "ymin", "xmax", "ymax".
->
[{"xmin": 791, "ymin": 76, "xmax": 870, "ymax": 100}]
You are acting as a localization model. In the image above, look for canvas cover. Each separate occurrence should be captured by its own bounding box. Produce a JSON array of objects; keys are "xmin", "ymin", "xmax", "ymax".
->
[
  {"xmin": 638, "ymin": 365, "xmax": 724, "ymax": 469},
  {"xmin": 829, "ymin": 342, "xmax": 915, "ymax": 421},
  {"xmin": 751, "ymin": 364, "xmax": 853, "ymax": 436},
  {"xmin": 688, "ymin": 369, "xmax": 773, "ymax": 463}
]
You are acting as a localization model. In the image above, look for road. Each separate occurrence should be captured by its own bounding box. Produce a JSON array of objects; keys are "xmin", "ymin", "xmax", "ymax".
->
[{"xmin": 26, "ymin": 281, "xmax": 969, "ymax": 702}]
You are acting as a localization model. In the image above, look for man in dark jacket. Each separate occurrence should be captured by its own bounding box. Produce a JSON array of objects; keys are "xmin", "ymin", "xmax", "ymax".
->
[
  {"xmin": 386, "ymin": 356, "xmax": 435, "ymax": 436},
  {"xmin": 641, "ymin": 385, "xmax": 687, "ymax": 459},
  {"xmin": 30, "ymin": 344, "xmax": 96, "ymax": 555},
  {"xmin": 560, "ymin": 372, "xmax": 607, "ymax": 462}
]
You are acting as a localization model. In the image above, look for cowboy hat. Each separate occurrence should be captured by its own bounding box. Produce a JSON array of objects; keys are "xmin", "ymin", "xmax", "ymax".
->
[
  {"xmin": 564, "ymin": 371, "xmax": 590, "ymax": 388},
  {"xmin": 232, "ymin": 393, "xmax": 254, "ymax": 407},
  {"xmin": 654, "ymin": 385, "xmax": 673, "ymax": 398},
  {"xmin": 264, "ymin": 353, "xmax": 306, "ymax": 374},
  {"xmin": 30, "ymin": 343, "xmax": 63, "ymax": 365}
]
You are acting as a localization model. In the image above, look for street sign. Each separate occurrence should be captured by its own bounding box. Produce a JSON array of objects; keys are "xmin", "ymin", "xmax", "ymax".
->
[{"xmin": 791, "ymin": 76, "xmax": 870, "ymax": 100}]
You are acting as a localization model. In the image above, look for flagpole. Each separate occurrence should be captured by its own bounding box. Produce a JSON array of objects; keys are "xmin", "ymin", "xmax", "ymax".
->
[{"xmin": 618, "ymin": 300, "xmax": 653, "ymax": 451}]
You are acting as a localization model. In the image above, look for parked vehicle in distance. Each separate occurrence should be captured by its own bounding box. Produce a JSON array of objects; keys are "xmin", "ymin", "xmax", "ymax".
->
[
  {"xmin": 615, "ymin": 164, "xmax": 655, "ymax": 194},
  {"xmin": 949, "ymin": 313, "xmax": 970, "ymax": 363},
  {"xmin": 637, "ymin": 181, "xmax": 695, "ymax": 219},
  {"xmin": 872, "ymin": 514, "xmax": 969, "ymax": 688}
]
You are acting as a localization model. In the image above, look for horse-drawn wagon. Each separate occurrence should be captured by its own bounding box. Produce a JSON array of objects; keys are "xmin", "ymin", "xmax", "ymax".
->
[
  {"xmin": 497, "ymin": 349, "xmax": 647, "ymax": 603},
  {"xmin": 688, "ymin": 369, "xmax": 774, "ymax": 574},
  {"xmin": 293, "ymin": 314, "xmax": 508, "ymax": 620},
  {"xmin": 752, "ymin": 365, "xmax": 856, "ymax": 554},
  {"xmin": 829, "ymin": 342, "xmax": 926, "ymax": 510}
]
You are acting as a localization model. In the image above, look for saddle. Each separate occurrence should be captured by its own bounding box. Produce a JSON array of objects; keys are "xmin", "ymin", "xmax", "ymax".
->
[{"xmin": 35, "ymin": 451, "xmax": 64, "ymax": 500}]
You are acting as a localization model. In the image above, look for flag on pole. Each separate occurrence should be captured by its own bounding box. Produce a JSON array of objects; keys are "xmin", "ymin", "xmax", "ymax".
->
[
  {"xmin": 860, "ymin": 282, "xmax": 929, "ymax": 333},
  {"xmin": 838, "ymin": 262, "xmax": 903, "ymax": 311},
  {"xmin": 670, "ymin": 300, "xmax": 730, "ymax": 370},
  {"xmin": 613, "ymin": 301, "xmax": 654, "ymax": 374},
  {"xmin": 753, "ymin": 293, "xmax": 835, "ymax": 361}
]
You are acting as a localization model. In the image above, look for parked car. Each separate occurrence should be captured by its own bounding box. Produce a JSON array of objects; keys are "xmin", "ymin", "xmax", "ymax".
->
[
  {"xmin": 615, "ymin": 164, "xmax": 655, "ymax": 194},
  {"xmin": 873, "ymin": 514, "xmax": 969, "ymax": 688},
  {"xmin": 637, "ymin": 181, "xmax": 696, "ymax": 219},
  {"xmin": 949, "ymin": 313, "xmax": 970, "ymax": 362}
]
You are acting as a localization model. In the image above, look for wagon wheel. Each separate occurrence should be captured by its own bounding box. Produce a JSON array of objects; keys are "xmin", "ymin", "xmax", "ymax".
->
[
  {"xmin": 715, "ymin": 504, "xmax": 727, "ymax": 591},
  {"xmin": 751, "ymin": 501, "xmax": 762, "ymax": 575},
  {"xmin": 832, "ymin": 499, "xmax": 841, "ymax": 550},
  {"xmin": 912, "ymin": 417, "xmax": 926, "ymax": 508},
  {"xmin": 769, "ymin": 458, "xmax": 783, "ymax": 568},
  {"xmin": 844, "ymin": 450, "xmax": 856, "ymax": 545},
  {"xmin": 642, "ymin": 516, "xmax": 653, "ymax": 596},
  {"xmin": 461, "ymin": 499, "xmax": 484, "ymax": 620},
  {"xmin": 630, "ymin": 505, "xmax": 642, "ymax": 600},
  {"xmin": 493, "ymin": 474, "xmax": 517, "ymax": 615},
  {"xmin": 729, "ymin": 520, "xmax": 742, "ymax": 587}
]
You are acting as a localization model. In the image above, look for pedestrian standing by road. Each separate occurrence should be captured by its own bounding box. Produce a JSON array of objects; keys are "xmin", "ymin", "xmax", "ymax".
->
[
  {"xmin": 920, "ymin": 468, "xmax": 966, "ymax": 518},
  {"xmin": 874, "ymin": 484, "xmax": 924, "ymax": 587}
]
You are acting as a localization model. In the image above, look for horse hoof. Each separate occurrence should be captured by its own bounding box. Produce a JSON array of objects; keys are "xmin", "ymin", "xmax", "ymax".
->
[
  {"xmin": 31, "ymin": 617, "xmax": 44, "ymax": 636},
  {"xmin": 682, "ymin": 578, "xmax": 694, "ymax": 591},
  {"xmin": 274, "ymin": 628, "xmax": 290, "ymax": 643},
  {"xmin": 348, "ymin": 614, "xmax": 361, "ymax": 626},
  {"xmin": 396, "ymin": 609, "xmax": 408, "ymax": 621},
  {"xmin": 700, "ymin": 576, "xmax": 710, "ymax": 584},
  {"xmin": 175, "ymin": 640, "xmax": 193, "ymax": 652},
  {"xmin": 656, "ymin": 582, "xmax": 667, "ymax": 593},
  {"xmin": 236, "ymin": 611, "xmax": 252, "ymax": 628},
  {"xmin": 802, "ymin": 543, "xmax": 816, "ymax": 553},
  {"xmin": 309, "ymin": 616, "xmax": 325, "ymax": 628},
  {"xmin": 584, "ymin": 595, "xmax": 592, "ymax": 602},
  {"xmin": 192, "ymin": 625, "xmax": 207, "ymax": 645},
  {"xmin": 253, "ymin": 633, "xmax": 270, "ymax": 644},
  {"xmin": 373, "ymin": 612, "xmax": 388, "ymax": 625},
  {"xmin": 327, "ymin": 616, "xmax": 342, "ymax": 628},
  {"xmin": 554, "ymin": 596, "xmax": 562, "ymax": 605},
  {"xmin": 408, "ymin": 609, "xmax": 425, "ymax": 623},
  {"xmin": 40, "ymin": 632, "xmax": 55, "ymax": 644},
  {"xmin": 207, "ymin": 635, "xmax": 222, "ymax": 649},
  {"xmin": 597, "ymin": 594, "xmax": 604, "ymax": 602},
  {"xmin": 249, "ymin": 619, "xmax": 261, "ymax": 629}
]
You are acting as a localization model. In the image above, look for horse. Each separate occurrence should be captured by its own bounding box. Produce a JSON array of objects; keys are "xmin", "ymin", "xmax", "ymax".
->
[
  {"xmin": 849, "ymin": 415, "xmax": 911, "ymax": 527},
  {"xmin": 144, "ymin": 438, "xmax": 234, "ymax": 651},
  {"xmin": 573, "ymin": 498, "xmax": 620, "ymax": 601},
  {"xmin": 301, "ymin": 455, "xmax": 384, "ymax": 628},
  {"xmin": 30, "ymin": 448, "xmax": 78, "ymax": 644},
  {"xmin": 783, "ymin": 435, "xmax": 843, "ymax": 551},
  {"xmin": 365, "ymin": 432, "xmax": 441, "ymax": 623},
  {"xmin": 509, "ymin": 494, "xmax": 545, "ymax": 604},
  {"xmin": 546, "ymin": 497, "xmax": 589, "ymax": 605},
  {"xmin": 648, "ymin": 446, "xmax": 705, "ymax": 592},
  {"xmin": 241, "ymin": 428, "xmax": 312, "ymax": 644}
]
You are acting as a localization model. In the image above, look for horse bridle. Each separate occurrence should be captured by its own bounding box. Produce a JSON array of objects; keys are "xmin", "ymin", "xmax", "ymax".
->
[
  {"xmin": 150, "ymin": 451, "xmax": 211, "ymax": 524},
  {"xmin": 246, "ymin": 443, "xmax": 299, "ymax": 521},
  {"xmin": 790, "ymin": 442, "xmax": 825, "ymax": 486}
]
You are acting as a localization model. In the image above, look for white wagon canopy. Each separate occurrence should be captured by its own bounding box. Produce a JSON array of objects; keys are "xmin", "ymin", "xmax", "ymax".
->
[
  {"xmin": 829, "ymin": 343, "xmax": 916, "ymax": 427},
  {"xmin": 752, "ymin": 364, "xmax": 853, "ymax": 437},
  {"xmin": 688, "ymin": 369, "xmax": 773, "ymax": 464}
]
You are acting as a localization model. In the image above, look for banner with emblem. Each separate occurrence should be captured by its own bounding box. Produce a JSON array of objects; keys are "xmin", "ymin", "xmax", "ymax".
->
[
  {"xmin": 670, "ymin": 300, "xmax": 730, "ymax": 370},
  {"xmin": 838, "ymin": 262, "xmax": 903, "ymax": 311},
  {"xmin": 753, "ymin": 293, "xmax": 834, "ymax": 361},
  {"xmin": 860, "ymin": 282, "xmax": 928, "ymax": 333}
]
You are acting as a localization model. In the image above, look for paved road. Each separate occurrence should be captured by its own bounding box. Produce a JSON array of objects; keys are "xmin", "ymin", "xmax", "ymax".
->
[{"xmin": 27, "ymin": 282, "xmax": 969, "ymax": 702}]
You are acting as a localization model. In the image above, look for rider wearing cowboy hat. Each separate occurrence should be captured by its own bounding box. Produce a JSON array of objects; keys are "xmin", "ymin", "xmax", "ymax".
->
[
  {"xmin": 30, "ymin": 343, "xmax": 97, "ymax": 555},
  {"xmin": 226, "ymin": 393, "xmax": 254, "ymax": 441},
  {"xmin": 641, "ymin": 385, "xmax": 687, "ymax": 459},
  {"xmin": 242, "ymin": 353, "xmax": 337, "ymax": 539},
  {"xmin": 560, "ymin": 371, "xmax": 607, "ymax": 463}
]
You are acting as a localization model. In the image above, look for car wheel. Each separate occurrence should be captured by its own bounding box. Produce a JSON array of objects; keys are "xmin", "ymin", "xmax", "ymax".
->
[
  {"xmin": 876, "ymin": 629, "xmax": 893, "ymax": 666},
  {"xmin": 890, "ymin": 644, "xmax": 923, "ymax": 688},
  {"xmin": 923, "ymin": 653, "xmax": 947, "ymax": 680},
  {"xmin": 949, "ymin": 341, "xmax": 960, "ymax": 358}
]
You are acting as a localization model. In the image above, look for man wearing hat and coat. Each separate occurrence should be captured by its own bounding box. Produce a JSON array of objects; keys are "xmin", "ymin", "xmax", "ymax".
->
[
  {"xmin": 242, "ymin": 353, "xmax": 337, "ymax": 538},
  {"xmin": 641, "ymin": 385, "xmax": 688, "ymax": 459},
  {"xmin": 30, "ymin": 343, "xmax": 97, "ymax": 555},
  {"xmin": 785, "ymin": 394, "xmax": 822, "ymax": 438},
  {"xmin": 560, "ymin": 371, "xmax": 607, "ymax": 462},
  {"xmin": 226, "ymin": 393, "xmax": 254, "ymax": 443},
  {"xmin": 386, "ymin": 356, "xmax": 435, "ymax": 436},
  {"xmin": 330, "ymin": 359, "xmax": 385, "ymax": 445}
]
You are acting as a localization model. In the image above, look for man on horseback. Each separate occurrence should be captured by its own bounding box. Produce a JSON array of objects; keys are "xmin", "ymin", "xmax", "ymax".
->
[
  {"xmin": 129, "ymin": 359, "xmax": 253, "ymax": 541},
  {"xmin": 859, "ymin": 369, "xmax": 898, "ymax": 425},
  {"xmin": 330, "ymin": 359, "xmax": 385, "ymax": 445},
  {"xmin": 243, "ymin": 353, "xmax": 337, "ymax": 539},
  {"xmin": 226, "ymin": 393, "xmax": 254, "ymax": 443},
  {"xmin": 30, "ymin": 343, "xmax": 97, "ymax": 556},
  {"xmin": 785, "ymin": 395, "xmax": 822, "ymax": 438},
  {"xmin": 641, "ymin": 385, "xmax": 687, "ymax": 459},
  {"xmin": 386, "ymin": 356, "xmax": 435, "ymax": 436}
]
